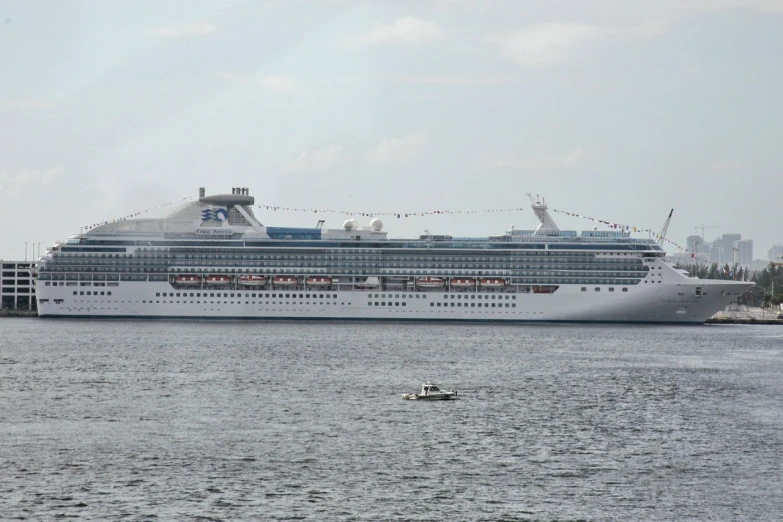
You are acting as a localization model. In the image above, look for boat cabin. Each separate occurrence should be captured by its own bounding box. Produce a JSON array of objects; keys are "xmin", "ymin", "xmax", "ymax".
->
[{"xmin": 421, "ymin": 384, "xmax": 441, "ymax": 395}]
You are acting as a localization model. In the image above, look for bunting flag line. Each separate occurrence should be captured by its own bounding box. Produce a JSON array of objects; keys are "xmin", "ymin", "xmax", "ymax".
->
[
  {"xmin": 255, "ymin": 203, "xmax": 688, "ymax": 252},
  {"xmin": 255, "ymin": 205, "xmax": 526, "ymax": 219},
  {"xmin": 549, "ymin": 208, "xmax": 688, "ymax": 252},
  {"xmin": 83, "ymin": 196, "xmax": 190, "ymax": 231}
]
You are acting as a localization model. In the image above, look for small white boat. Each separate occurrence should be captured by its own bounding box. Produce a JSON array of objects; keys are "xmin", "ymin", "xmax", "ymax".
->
[{"xmin": 402, "ymin": 383, "xmax": 458, "ymax": 400}]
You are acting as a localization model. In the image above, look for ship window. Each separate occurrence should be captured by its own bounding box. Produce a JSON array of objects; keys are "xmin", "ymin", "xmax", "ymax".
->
[
  {"xmin": 73, "ymin": 291, "xmax": 77, "ymax": 295},
  {"xmin": 80, "ymin": 291, "xmax": 84, "ymax": 295},
  {"xmin": 471, "ymin": 303, "xmax": 475, "ymax": 307},
  {"xmin": 402, "ymin": 302, "xmax": 406, "ymax": 306},
  {"xmin": 368, "ymin": 302, "xmax": 372, "ymax": 306},
  {"xmin": 491, "ymin": 303, "xmax": 495, "ymax": 307},
  {"xmin": 431, "ymin": 303, "xmax": 434, "ymax": 307},
  {"xmin": 581, "ymin": 287, "xmax": 586, "ymax": 291},
  {"xmin": 375, "ymin": 302, "xmax": 379, "ymax": 306},
  {"xmin": 176, "ymin": 293, "xmax": 180, "ymax": 297},
  {"xmin": 512, "ymin": 304, "xmax": 516, "ymax": 308},
  {"xmin": 595, "ymin": 288, "xmax": 600, "ymax": 292},
  {"xmin": 437, "ymin": 303, "xmax": 441, "ymax": 307},
  {"xmin": 101, "ymin": 292, "xmax": 105, "ymax": 295},
  {"xmin": 395, "ymin": 302, "xmax": 399, "ymax": 306},
  {"xmin": 609, "ymin": 288, "xmax": 614, "ymax": 292}
]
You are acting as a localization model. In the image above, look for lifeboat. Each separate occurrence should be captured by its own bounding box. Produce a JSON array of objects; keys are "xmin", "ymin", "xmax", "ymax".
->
[
  {"xmin": 238, "ymin": 275, "xmax": 267, "ymax": 286},
  {"xmin": 417, "ymin": 277, "xmax": 446, "ymax": 289},
  {"xmin": 479, "ymin": 278, "xmax": 506, "ymax": 288},
  {"xmin": 273, "ymin": 276, "xmax": 298, "ymax": 286},
  {"xmin": 306, "ymin": 276, "xmax": 332, "ymax": 287},
  {"xmin": 205, "ymin": 275, "xmax": 232, "ymax": 285},
  {"xmin": 450, "ymin": 278, "xmax": 475, "ymax": 288},
  {"xmin": 533, "ymin": 286, "xmax": 556, "ymax": 294},
  {"xmin": 175, "ymin": 275, "xmax": 202, "ymax": 285},
  {"xmin": 355, "ymin": 276, "xmax": 380, "ymax": 289}
]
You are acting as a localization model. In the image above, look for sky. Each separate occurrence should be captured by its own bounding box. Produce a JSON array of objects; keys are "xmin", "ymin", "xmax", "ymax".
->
[{"xmin": 1, "ymin": 0, "xmax": 782, "ymax": 261}]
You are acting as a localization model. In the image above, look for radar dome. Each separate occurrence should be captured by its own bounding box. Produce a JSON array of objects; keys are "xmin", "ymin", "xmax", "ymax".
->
[
  {"xmin": 370, "ymin": 218, "xmax": 384, "ymax": 231},
  {"xmin": 593, "ymin": 225, "xmax": 598, "ymax": 231},
  {"xmin": 343, "ymin": 219, "xmax": 358, "ymax": 231}
]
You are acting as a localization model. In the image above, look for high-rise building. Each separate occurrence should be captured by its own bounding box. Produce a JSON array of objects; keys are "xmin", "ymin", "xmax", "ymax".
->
[
  {"xmin": 769, "ymin": 244, "xmax": 783, "ymax": 262},
  {"xmin": 686, "ymin": 235, "xmax": 706, "ymax": 255},
  {"xmin": 733, "ymin": 239, "xmax": 753, "ymax": 266},
  {"xmin": 1, "ymin": 260, "xmax": 37, "ymax": 310}
]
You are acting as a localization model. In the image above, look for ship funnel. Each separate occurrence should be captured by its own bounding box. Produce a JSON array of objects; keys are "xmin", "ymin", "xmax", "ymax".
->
[{"xmin": 199, "ymin": 187, "xmax": 205, "ymax": 198}]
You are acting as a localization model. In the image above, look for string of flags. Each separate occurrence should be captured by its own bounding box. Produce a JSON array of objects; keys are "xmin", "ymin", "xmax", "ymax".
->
[
  {"xmin": 257, "ymin": 204, "xmax": 689, "ymax": 252},
  {"xmin": 256, "ymin": 205, "xmax": 526, "ymax": 219},
  {"xmin": 83, "ymin": 196, "xmax": 190, "ymax": 231},
  {"xmin": 549, "ymin": 208, "xmax": 688, "ymax": 253}
]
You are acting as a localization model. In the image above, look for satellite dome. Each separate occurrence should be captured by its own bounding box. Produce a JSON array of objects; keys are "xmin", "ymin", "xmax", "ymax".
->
[
  {"xmin": 343, "ymin": 219, "xmax": 358, "ymax": 231},
  {"xmin": 370, "ymin": 218, "xmax": 384, "ymax": 231}
]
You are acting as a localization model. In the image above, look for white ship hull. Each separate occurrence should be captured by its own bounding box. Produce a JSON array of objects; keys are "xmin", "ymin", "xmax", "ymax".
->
[{"xmin": 36, "ymin": 276, "xmax": 753, "ymax": 324}]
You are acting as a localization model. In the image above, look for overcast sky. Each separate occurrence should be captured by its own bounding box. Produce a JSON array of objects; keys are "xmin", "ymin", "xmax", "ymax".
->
[{"xmin": 1, "ymin": 0, "xmax": 782, "ymax": 260}]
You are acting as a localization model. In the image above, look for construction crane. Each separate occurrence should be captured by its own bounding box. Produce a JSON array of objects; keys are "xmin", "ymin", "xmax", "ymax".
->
[
  {"xmin": 694, "ymin": 224, "xmax": 720, "ymax": 239},
  {"xmin": 657, "ymin": 209, "xmax": 674, "ymax": 247}
]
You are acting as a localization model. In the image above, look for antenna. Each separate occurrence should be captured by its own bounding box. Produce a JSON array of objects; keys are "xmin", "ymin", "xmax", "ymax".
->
[{"xmin": 657, "ymin": 209, "xmax": 673, "ymax": 247}]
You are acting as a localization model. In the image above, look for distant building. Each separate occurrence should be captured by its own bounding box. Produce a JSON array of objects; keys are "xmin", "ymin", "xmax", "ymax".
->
[
  {"xmin": 686, "ymin": 235, "xmax": 707, "ymax": 255},
  {"xmin": 710, "ymin": 233, "xmax": 741, "ymax": 264},
  {"xmin": 1, "ymin": 261, "xmax": 37, "ymax": 310},
  {"xmin": 733, "ymin": 239, "xmax": 753, "ymax": 266},
  {"xmin": 769, "ymin": 244, "xmax": 783, "ymax": 262}
]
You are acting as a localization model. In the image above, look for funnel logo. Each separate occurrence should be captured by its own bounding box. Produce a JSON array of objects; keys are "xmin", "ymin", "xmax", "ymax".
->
[{"xmin": 201, "ymin": 208, "xmax": 228, "ymax": 222}]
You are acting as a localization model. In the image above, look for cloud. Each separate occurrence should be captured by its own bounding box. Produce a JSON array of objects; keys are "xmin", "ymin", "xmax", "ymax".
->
[
  {"xmin": 283, "ymin": 145, "xmax": 343, "ymax": 173},
  {"xmin": 0, "ymin": 166, "xmax": 63, "ymax": 195},
  {"xmin": 0, "ymin": 98, "xmax": 52, "ymax": 109},
  {"xmin": 365, "ymin": 130, "xmax": 429, "ymax": 165},
  {"xmin": 154, "ymin": 22, "xmax": 217, "ymax": 38},
  {"xmin": 347, "ymin": 16, "xmax": 443, "ymax": 46},
  {"xmin": 215, "ymin": 72, "xmax": 295, "ymax": 91},
  {"xmin": 710, "ymin": 160, "xmax": 743, "ymax": 173},
  {"xmin": 258, "ymin": 76, "xmax": 295, "ymax": 91},
  {"xmin": 485, "ymin": 147, "xmax": 587, "ymax": 170},
  {"xmin": 490, "ymin": 21, "xmax": 668, "ymax": 67}
]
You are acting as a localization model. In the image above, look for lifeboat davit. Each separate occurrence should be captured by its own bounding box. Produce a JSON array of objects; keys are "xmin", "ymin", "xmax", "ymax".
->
[
  {"xmin": 175, "ymin": 275, "xmax": 202, "ymax": 285},
  {"xmin": 205, "ymin": 275, "xmax": 232, "ymax": 285},
  {"xmin": 273, "ymin": 276, "xmax": 298, "ymax": 286},
  {"xmin": 450, "ymin": 278, "xmax": 475, "ymax": 288},
  {"xmin": 479, "ymin": 278, "xmax": 506, "ymax": 288},
  {"xmin": 238, "ymin": 275, "xmax": 267, "ymax": 286},
  {"xmin": 417, "ymin": 277, "xmax": 446, "ymax": 288},
  {"xmin": 306, "ymin": 277, "xmax": 332, "ymax": 287}
]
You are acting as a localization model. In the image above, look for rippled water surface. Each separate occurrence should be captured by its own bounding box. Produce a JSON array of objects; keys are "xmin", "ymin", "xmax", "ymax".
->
[{"xmin": 1, "ymin": 319, "xmax": 782, "ymax": 520}]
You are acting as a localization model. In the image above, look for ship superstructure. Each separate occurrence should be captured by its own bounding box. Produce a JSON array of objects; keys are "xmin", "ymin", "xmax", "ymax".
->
[{"xmin": 35, "ymin": 187, "xmax": 753, "ymax": 323}]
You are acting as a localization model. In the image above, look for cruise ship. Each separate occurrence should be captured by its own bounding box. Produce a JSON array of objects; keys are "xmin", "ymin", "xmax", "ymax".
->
[{"xmin": 35, "ymin": 187, "xmax": 753, "ymax": 323}]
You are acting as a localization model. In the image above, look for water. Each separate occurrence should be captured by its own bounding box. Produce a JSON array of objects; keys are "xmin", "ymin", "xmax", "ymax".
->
[{"xmin": 1, "ymin": 320, "xmax": 781, "ymax": 521}]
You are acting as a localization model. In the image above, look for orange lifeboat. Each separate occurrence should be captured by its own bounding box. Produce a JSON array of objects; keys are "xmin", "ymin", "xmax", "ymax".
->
[
  {"xmin": 175, "ymin": 275, "xmax": 202, "ymax": 286},
  {"xmin": 306, "ymin": 276, "xmax": 332, "ymax": 287},
  {"xmin": 205, "ymin": 275, "xmax": 232, "ymax": 285},
  {"xmin": 238, "ymin": 275, "xmax": 267, "ymax": 286},
  {"xmin": 417, "ymin": 277, "xmax": 446, "ymax": 288},
  {"xmin": 450, "ymin": 278, "xmax": 475, "ymax": 288},
  {"xmin": 273, "ymin": 276, "xmax": 298, "ymax": 286},
  {"xmin": 479, "ymin": 278, "xmax": 506, "ymax": 288}
]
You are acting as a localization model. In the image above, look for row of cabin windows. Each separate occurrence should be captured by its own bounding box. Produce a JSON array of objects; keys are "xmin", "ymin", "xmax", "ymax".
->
[
  {"xmin": 581, "ymin": 287, "xmax": 628, "ymax": 292},
  {"xmin": 157, "ymin": 292, "xmax": 337, "ymax": 299},
  {"xmin": 74, "ymin": 291, "xmax": 112, "ymax": 296},
  {"xmin": 429, "ymin": 302, "xmax": 515, "ymax": 308},
  {"xmin": 444, "ymin": 294, "xmax": 515, "ymax": 300}
]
